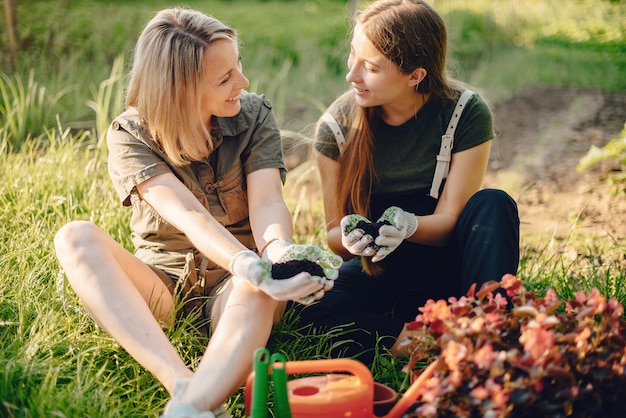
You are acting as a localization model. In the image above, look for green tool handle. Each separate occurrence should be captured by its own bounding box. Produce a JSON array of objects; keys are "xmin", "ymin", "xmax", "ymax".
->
[
  {"xmin": 271, "ymin": 353, "xmax": 292, "ymax": 418},
  {"xmin": 251, "ymin": 348, "xmax": 270, "ymax": 418}
]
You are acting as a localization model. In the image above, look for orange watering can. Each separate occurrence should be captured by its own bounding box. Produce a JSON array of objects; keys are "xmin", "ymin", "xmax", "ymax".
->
[{"xmin": 245, "ymin": 348, "xmax": 439, "ymax": 418}]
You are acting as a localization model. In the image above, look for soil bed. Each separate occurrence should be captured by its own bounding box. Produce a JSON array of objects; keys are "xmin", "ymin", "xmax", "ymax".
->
[{"xmin": 484, "ymin": 86, "xmax": 626, "ymax": 254}]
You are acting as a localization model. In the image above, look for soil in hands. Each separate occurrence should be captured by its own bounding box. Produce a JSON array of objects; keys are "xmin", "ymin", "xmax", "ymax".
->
[
  {"xmin": 356, "ymin": 220, "xmax": 391, "ymax": 249},
  {"xmin": 356, "ymin": 220, "xmax": 391, "ymax": 238},
  {"xmin": 271, "ymin": 260, "xmax": 325, "ymax": 279}
]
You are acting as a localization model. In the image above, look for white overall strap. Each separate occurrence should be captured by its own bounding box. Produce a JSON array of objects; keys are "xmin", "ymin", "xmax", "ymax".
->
[
  {"xmin": 429, "ymin": 89, "xmax": 474, "ymax": 199},
  {"xmin": 321, "ymin": 112, "xmax": 346, "ymax": 153}
]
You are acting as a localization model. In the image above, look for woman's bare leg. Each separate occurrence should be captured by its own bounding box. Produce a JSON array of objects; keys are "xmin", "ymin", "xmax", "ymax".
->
[
  {"xmin": 54, "ymin": 220, "xmax": 192, "ymax": 394},
  {"xmin": 178, "ymin": 276, "xmax": 286, "ymax": 411}
]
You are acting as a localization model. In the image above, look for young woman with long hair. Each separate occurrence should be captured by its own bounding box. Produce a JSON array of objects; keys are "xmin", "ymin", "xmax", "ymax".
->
[{"xmin": 296, "ymin": 0, "xmax": 520, "ymax": 366}]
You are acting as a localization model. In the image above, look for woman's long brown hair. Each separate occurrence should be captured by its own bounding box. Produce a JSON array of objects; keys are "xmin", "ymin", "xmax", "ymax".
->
[{"xmin": 335, "ymin": 0, "xmax": 457, "ymax": 274}]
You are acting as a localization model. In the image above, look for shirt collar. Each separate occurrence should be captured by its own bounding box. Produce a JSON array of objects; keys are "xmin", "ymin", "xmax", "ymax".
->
[{"xmin": 211, "ymin": 92, "xmax": 252, "ymax": 139}]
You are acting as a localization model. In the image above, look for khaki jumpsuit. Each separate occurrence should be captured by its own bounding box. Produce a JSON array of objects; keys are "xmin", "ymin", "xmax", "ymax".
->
[{"xmin": 106, "ymin": 91, "xmax": 286, "ymax": 322}]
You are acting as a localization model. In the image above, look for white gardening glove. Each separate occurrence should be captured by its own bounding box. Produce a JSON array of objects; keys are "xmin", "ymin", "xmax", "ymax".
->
[
  {"xmin": 262, "ymin": 239, "xmax": 343, "ymax": 304},
  {"xmin": 229, "ymin": 250, "xmax": 325, "ymax": 304},
  {"xmin": 340, "ymin": 214, "xmax": 377, "ymax": 257},
  {"xmin": 372, "ymin": 206, "xmax": 418, "ymax": 262}
]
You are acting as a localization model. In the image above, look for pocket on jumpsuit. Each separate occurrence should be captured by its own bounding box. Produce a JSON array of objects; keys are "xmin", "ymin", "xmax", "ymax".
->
[{"xmin": 175, "ymin": 252, "xmax": 208, "ymax": 330}]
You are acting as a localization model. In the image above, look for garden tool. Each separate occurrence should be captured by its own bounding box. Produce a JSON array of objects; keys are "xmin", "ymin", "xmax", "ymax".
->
[
  {"xmin": 246, "ymin": 351, "xmax": 374, "ymax": 417},
  {"xmin": 249, "ymin": 349, "xmax": 292, "ymax": 418},
  {"xmin": 251, "ymin": 348, "xmax": 270, "ymax": 418},
  {"xmin": 245, "ymin": 349, "xmax": 440, "ymax": 418}
]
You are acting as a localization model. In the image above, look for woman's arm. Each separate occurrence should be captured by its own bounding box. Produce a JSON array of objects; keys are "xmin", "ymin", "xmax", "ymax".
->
[
  {"xmin": 318, "ymin": 140, "xmax": 491, "ymax": 255},
  {"xmin": 136, "ymin": 172, "xmax": 247, "ymax": 270},
  {"xmin": 245, "ymin": 167, "xmax": 293, "ymax": 249},
  {"xmin": 317, "ymin": 151, "xmax": 355, "ymax": 260},
  {"xmin": 408, "ymin": 140, "xmax": 492, "ymax": 247},
  {"xmin": 137, "ymin": 166, "xmax": 295, "ymax": 268}
]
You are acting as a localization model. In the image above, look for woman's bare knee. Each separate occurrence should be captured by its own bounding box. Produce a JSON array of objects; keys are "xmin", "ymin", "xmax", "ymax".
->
[
  {"xmin": 54, "ymin": 220, "xmax": 103, "ymax": 257},
  {"xmin": 211, "ymin": 280, "xmax": 282, "ymax": 328},
  {"xmin": 272, "ymin": 301, "xmax": 288, "ymax": 324},
  {"xmin": 54, "ymin": 221, "xmax": 115, "ymax": 290}
]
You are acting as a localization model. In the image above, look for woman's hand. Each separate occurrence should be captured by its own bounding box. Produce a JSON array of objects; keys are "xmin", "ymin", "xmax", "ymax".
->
[
  {"xmin": 261, "ymin": 239, "xmax": 343, "ymax": 304},
  {"xmin": 340, "ymin": 214, "xmax": 377, "ymax": 256},
  {"xmin": 229, "ymin": 250, "xmax": 325, "ymax": 304},
  {"xmin": 231, "ymin": 243, "xmax": 342, "ymax": 305},
  {"xmin": 262, "ymin": 239, "xmax": 343, "ymax": 281},
  {"xmin": 372, "ymin": 206, "xmax": 418, "ymax": 262}
]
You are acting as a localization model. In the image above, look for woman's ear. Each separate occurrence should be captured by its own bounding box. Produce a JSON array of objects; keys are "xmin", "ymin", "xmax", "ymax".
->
[{"xmin": 408, "ymin": 68, "xmax": 427, "ymax": 88}]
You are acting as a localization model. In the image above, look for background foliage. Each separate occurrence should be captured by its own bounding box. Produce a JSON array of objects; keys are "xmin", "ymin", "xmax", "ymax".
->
[{"xmin": 1, "ymin": 0, "xmax": 625, "ymax": 417}]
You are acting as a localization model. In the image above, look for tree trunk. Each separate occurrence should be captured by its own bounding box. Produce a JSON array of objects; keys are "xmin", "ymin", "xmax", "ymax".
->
[
  {"xmin": 3, "ymin": 0, "xmax": 18, "ymax": 70},
  {"xmin": 349, "ymin": 0, "xmax": 359, "ymax": 16}
]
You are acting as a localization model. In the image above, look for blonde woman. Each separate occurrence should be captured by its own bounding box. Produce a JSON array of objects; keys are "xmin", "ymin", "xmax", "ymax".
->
[
  {"xmin": 54, "ymin": 7, "xmax": 341, "ymax": 417},
  {"xmin": 296, "ymin": 0, "xmax": 519, "ymax": 365}
]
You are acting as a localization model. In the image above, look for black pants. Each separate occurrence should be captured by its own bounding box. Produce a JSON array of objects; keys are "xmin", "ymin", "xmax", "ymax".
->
[{"xmin": 294, "ymin": 189, "xmax": 520, "ymax": 365}]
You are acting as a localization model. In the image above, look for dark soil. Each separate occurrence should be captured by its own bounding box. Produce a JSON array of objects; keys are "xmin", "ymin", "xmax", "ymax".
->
[
  {"xmin": 355, "ymin": 219, "xmax": 392, "ymax": 250},
  {"xmin": 356, "ymin": 220, "xmax": 391, "ymax": 238},
  {"xmin": 483, "ymin": 86, "xmax": 626, "ymax": 249},
  {"xmin": 271, "ymin": 260, "xmax": 325, "ymax": 280}
]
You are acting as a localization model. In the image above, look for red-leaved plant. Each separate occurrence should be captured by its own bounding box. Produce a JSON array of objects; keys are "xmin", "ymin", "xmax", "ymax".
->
[{"xmin": 402, "ymin": 274, "xmax": 626, "ymax": 417}]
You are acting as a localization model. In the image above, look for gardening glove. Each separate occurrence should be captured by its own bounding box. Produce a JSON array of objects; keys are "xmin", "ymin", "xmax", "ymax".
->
[
  {"xmin": 229, "ymin": 250, "xmax": 325, "ymax": 304},
  {"xmin": 262, "ymin": 239, "xmax": 343, "ymax": 304},
  {"xmin": 262, "ymin": 239, "xmax": 343, "ymax": 281},
  {"xmin": 340, "ymin": 214, "xmax": 377, "ymax": 257},
  {"xmin": 372, "ymin": 206, "xmax": 418, "ymax": 262}
]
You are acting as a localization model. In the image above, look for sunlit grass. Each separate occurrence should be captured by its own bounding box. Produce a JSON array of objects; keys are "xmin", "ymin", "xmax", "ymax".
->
[
  {"xmin": 1, "ymin": 0, "xmax": 625, "ymax": 416},
  {"xmin": 0, "ymin": 70, "xmax": 72, "ymax": 148},
  {"xmin": 2, "ymin": 132, "xmax": 624, "ymax": 416},
  {"xmin": 0, "ymin": 130, "xmax": 215, "ymax": 416}
]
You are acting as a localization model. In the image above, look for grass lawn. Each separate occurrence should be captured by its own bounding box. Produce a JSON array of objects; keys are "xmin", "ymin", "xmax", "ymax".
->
[{"xmin": 1, "ymin": 0, "xmax": 625, "ymax": 416}]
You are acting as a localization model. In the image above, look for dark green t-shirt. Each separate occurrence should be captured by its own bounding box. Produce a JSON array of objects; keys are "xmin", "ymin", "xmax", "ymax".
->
[{"xmin": 314, "ymin": 90, "xmax": 494, "ymax": 198}]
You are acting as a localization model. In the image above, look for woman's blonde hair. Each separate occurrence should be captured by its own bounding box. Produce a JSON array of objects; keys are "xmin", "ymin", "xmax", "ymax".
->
[
  {"xmin": 125, "ymin": 7, "xmax": 236, "ymax": 166},
  {"xmin": 331, "ymin": 0, "xmax": 458, "ymax": 274}
]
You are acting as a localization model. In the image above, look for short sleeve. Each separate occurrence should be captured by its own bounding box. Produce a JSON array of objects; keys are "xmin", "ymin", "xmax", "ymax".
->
[
  {"xmin": 314, "ymin": 117, "xmax": 342, "ymax": 161},
  {"xmin": 240, "ymin": 96, "xmax": 287, "ymax": 182},
  {"xmin": 313, "ymin": 95, "xmax": 353, "ymax": 161},
  {"xmin": 453, "ymin": 93, "xmax": 494, "ymax": 153},
  {"xmin": 106, "ymin": 116, "xmax": 171, "ymax": 206}
]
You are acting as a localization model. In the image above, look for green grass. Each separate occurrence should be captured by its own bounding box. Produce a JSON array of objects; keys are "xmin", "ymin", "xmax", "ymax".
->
[
  {"xmin": 2, "ymin": 133, "xmax": 624, "ymax": 417},
  {"xmin": 1, "ymin": 0, "xmax": 625, "ymax": 416}
]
